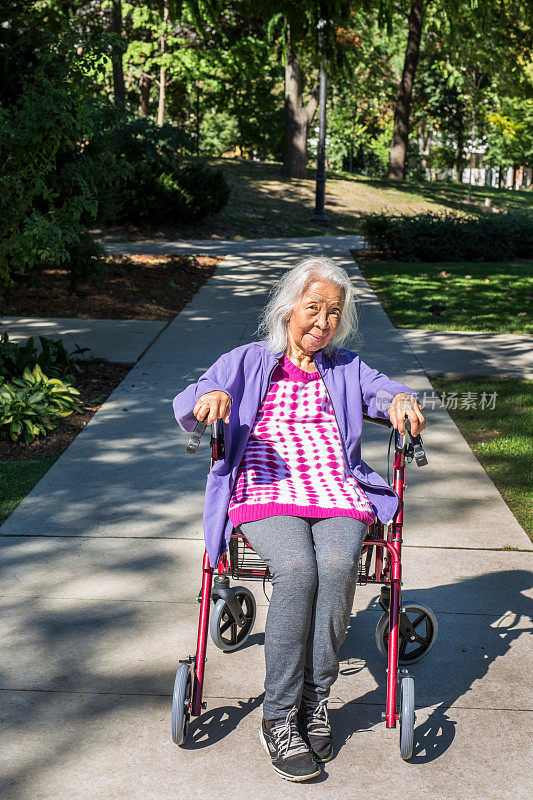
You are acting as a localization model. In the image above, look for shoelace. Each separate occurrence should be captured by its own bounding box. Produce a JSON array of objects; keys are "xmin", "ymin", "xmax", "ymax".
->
[
  {"xmin": 304, "ymin": 699, "xmax": 331, "ymax": 736},
  {"xmin": 270, "ymin": 707, "xmax": 310, "ymax": 757}
]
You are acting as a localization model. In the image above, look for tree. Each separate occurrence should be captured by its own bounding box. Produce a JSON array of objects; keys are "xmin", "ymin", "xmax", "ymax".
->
[
  {"xmin": 387, "ymin": 0, "xmax": 425, "ymax": 180},
  {"xmin": 264, "ymin": 4, "xmax": 357, "ymax": 178},
  {"xmin": 388, "ymin": 0, "xmax": 532, "ymax": 181},
  {"xmin": 326, "ymin": 16, "xmax": 401, "ymax": 175},
  {"xmin": 0, "ymin": 1, "xmax": 121, "ymax": 287},
  {"xmin": 111, "ymin": 0, "xmax": 126, "ymax": 110},
  {"xmin": 408, "ymin": 0, "xmax": 532, "ymax": 182},
  {"xmin": 485, "ymin": 98, "xmax": 533, "ymax": 185}
]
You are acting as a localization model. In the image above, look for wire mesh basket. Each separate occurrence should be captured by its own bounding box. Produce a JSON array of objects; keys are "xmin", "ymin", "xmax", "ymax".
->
[
  {"xmin": 357, "ymin": 522, "xmax": 384, "ymax": 585},
  {"xmin": 229, "ymin": 529, "xmax": 270, "ymax": 581}
]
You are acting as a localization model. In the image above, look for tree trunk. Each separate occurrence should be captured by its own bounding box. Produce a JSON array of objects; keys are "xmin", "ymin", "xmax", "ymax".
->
[
  {"xmin": 498, "ymin": 165, "xmax": 503, "ymax": 189},
  {"xmin": 138, "ymin": 74, "xmax": 151, "ymax": 117},
  {"xmin": 387, "ymin": 0, "xmax": 424, "ymax": 181},
  {"xmin": 111, "ymin": 0, "xmax": 125, "ymax": 111},
  {"xmin": 511, "ymin": 165, "xmax": 517, "ymax": 189},
  {"xmin": 195, "ymin": 87, "xmax": 200, "ymax": 155},
  {"xmin": 456, "ymin": 109, "xmax": 464, "ymax": 183},
  {"xmin": 282, "ymin": 46, "xmax": 319, "ymax": 178},
  {"xmin": 157, "ymin": 1, "xmax": 169, "ymax": 127}
]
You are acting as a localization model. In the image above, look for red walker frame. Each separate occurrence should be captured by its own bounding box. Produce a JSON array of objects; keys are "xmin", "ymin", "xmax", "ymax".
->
[{"xmin": 174, "ymin": 414, "xmax": 431, "ymax": 756}]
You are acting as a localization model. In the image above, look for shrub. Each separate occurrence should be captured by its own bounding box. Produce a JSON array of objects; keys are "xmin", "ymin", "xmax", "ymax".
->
[
  {"xmin": 66, "ymin": 232, "xmax": 108, "ymax": 291},
  {"xmin": 358, "ymin": 211, "xmax": 533, "ymax": 262},
  {"xmin": 0, "ymin": 331, "xmax": 90, "ymax": 384},
  {"xmin": 0, "ymin": 5, "xmax": 122, "ymax": 288},
  {"xmin": 90, "ymin": 118, "xmax": 230, "ymax": 225},
  {"xmin": 0, "ymin": 364, "xmax": 82, "ymax": 444},
  {"xmin": 173, "ymin": 162, "xmax": 231, "ymax": 220}
]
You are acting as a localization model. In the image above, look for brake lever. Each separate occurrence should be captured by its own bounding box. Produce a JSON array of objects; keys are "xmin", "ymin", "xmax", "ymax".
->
[
  {"xmin": 404, "ymin": 418, "xmax": 428, "ymax": 467},
  {"xmin": 186, "ymin": 416, "xmax": 208, "ymax": 454}
]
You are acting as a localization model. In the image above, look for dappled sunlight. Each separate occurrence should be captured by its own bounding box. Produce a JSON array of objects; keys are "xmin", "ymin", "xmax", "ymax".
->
[
  {"xmin": 336, "ymin": 567, "xmax": 532, "ymax": 761},
  {"xmin": 1, "ymin": 237, "xmax": 531, "ymax": 797}
]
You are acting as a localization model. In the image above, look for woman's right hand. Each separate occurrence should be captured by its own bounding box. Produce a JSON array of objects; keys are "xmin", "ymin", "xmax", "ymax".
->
[{"xmin": 193, "ymin": 391, "xmax": 232, "ymax": 424}]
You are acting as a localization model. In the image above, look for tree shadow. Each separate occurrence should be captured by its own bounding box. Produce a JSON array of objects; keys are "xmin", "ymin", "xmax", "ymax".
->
[
  {"xmin": 0, "ymin": 238, "xmax": 529, "ymax": 796},
  {"xmin": 335, "ymin": 568, "xmax": 532, "ymax": 763}
]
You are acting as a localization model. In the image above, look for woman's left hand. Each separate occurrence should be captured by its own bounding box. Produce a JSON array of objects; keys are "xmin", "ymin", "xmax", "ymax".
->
[{"xmin": 388, "ymin": 393, "xmax": 426, "ymax": 436}]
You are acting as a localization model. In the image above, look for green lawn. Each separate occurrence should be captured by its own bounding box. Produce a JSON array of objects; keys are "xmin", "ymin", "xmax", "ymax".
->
[
  {"xmin": 0, "ymin": 458, "xmax": 57, "ymax": 524},
  {"xmin": 356, "ymin": 260, "xmax": 533, "ymax": 334},
  {"xmin": 432, "ymin": 377, "xmax": 532, "ymax": 541},
  {"xmin": 358, "ymin": 174, "xmax": 532, "ymax": 215},
  {"xmin": 94, "ymin": 157, "xmax": 533, "ymax": 242}
]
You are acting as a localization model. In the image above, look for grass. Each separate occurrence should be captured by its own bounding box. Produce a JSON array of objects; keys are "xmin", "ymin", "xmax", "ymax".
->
[
  {"xmin": 0, "ymin": 457, "xmax": 57, "ymax": 524},
  {"xmin": 356, "ymin": 260, "xmax": 533, "ymax": 333},
  {"xmin": 94, "ymin": 157, "xmax": 533, "ymax": 242},
  {"xmin": 431, "ymin": 377, "xmax": 533, "ymax": 541}
]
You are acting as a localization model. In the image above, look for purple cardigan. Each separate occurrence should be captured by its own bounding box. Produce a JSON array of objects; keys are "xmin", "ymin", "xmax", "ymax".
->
[{"xmin": 172, "ymin": 341, "xmax": 416, "ymax": 568}]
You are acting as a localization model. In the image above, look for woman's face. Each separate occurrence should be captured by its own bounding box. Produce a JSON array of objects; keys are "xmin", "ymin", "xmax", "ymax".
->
[{"xmin": 286, "ymin": 279, "xmax": 344, "ymax": 356}]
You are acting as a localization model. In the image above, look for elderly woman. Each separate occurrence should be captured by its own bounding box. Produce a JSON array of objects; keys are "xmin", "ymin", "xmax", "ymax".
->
[{"xmin": 172, "ymin": 256, "xmax": 424, "ymax": 782}]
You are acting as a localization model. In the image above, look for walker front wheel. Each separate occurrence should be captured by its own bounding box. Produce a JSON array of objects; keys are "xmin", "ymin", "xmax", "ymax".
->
[
  {"xmin": 171, "ymin": 662, "xmax": 192, "ymax": 746},
  {"xmin": 399, "ymin": 675, "xmax": 415, "ymax": 760},
  {"xmin": 376, "ymin": 602, "xmax": 438, "ymax": 664},
  {"xmin": 210, "ymin": 586, "xmax": 256, "ymax": 652}
]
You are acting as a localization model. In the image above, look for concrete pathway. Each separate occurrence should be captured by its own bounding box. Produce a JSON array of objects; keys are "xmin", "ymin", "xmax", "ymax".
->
[
  {"xmin": 1, "ymin": 236, "xmax": 531, "ymax": 800},
  {"xmin": 401, "ymin": 329, "xmax": 533, "ymax": 379},
  {"xmin": 0, "ymin": 316, "xmax": 167, "ymax": 364},
  {"xmin": 104, "ymin": 236, "xmax": 533, "ymax": 380}
]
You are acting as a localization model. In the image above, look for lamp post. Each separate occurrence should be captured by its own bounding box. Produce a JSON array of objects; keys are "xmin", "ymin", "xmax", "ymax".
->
[{"xmin": 311, "ymin": 56, "xmax": 329, "ymax": 226}]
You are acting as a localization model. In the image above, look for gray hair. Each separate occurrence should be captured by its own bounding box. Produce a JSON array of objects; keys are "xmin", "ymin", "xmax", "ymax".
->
[{"xmin": 257, "ymin": 255, "xmax": 358, "ymax": 355}]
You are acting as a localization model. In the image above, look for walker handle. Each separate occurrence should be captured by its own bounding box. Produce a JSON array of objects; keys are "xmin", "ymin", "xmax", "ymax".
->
[
  {"xmin": 404, "ymin": 418, "xmax": 428, "ymax": 466},
  {"xmin": 186, "ymin": 416, "xmax": 208, "ymax": 454}
]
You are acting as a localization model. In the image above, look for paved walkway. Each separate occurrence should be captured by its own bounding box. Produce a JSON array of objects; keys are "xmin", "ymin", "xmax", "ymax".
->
[
  {"xmin": 0, "ymin": 236, "xmax": 531, "ymax": 800},
  {"xmin": 0, "ymin": 316, "xmax": 167, "ymax": 364},
  {"xmin": 401, "ymin": 329, "xmax": 533, "ymax": 379},
  {"xmin": 4, "ymin": 237, "xmax": 531, "ymax": 378}
]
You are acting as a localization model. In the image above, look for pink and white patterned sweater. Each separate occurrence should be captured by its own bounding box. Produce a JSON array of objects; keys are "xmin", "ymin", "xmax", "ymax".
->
[{"xmin": 228, "ymin": 355, "xmax": 376, "ymax": 526}]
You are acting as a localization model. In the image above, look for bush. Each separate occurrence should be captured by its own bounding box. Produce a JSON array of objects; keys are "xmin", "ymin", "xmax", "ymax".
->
[
  {"xmin": 0, "ymin": 5, "xmax": 122, "ymax": 288},
  {"xmin": 358, "ymin": 211, "xmax": 533, "ymax": 262},
  {"xmin": 0, "ymin": 364, "xmax": 82, "ymax": 444},
  {"xmin": 0, "ymin": 331, "xmax": 89, "ymax": 384},
  {"xmin": 66, "ymin": 232, "xmax": 108, "ymax": 290},
  {"xmin": 90, "ymin": 118, "xmax": 230, "ymax": 225},
  {"xmin": 172, "ymin": 162, "xmax": 231, "ymax": 219}
]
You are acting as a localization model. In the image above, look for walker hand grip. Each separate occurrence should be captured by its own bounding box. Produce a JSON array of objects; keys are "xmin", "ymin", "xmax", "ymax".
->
[
  {"xmin": 404, "ymin": 418, "xmax": 428, "ymax": 466},
  {"xmin": 186, "ymin": 417, "xmax": 208, "ymax": 454}
]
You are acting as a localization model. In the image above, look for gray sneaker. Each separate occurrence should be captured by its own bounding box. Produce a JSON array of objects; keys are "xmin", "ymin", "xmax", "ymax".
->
[
  {"xmin": 260, "ymin": 707, "xmax": 320, "ymax": 781},
  {"xmin": 299, "ymin": 698, "xmax": 333, "ymax": 762}
]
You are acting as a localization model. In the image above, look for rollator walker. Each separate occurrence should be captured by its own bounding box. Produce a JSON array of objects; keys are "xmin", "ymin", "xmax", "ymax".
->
[{"xmin": 172, "ymin": 413, "xmax": 436, "ymax": 760}]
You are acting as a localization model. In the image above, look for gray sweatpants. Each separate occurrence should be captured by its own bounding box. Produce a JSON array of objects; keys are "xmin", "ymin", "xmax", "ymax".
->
[{"xmin": 239, "ymin": 515, "xmax": 368, "ymax": 721}]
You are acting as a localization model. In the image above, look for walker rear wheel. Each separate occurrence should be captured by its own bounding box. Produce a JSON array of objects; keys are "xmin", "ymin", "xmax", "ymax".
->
[
  {"xmin": 171, "ymin": 662, "xmax": 192, "ymax": 746},
  {"xmin": 210, "ymin": 586, "xmax": 256, "ymax": 652},
  {"xmin": 399, "ymin": 675, "xmax": 415, "ymax": 760},
  {"xmin": 376, "ymin": 602, "xmax": 438, "ymax": 664}
]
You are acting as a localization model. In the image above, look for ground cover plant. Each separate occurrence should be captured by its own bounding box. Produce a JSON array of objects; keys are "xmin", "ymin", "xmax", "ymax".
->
[
  {"xmin": 0, "ymin": 359, "xmax": 132, "ymax": 524},
  {"xmin": 0, "ymin": 328, "xmax": 132, "ymax": 519},
  {"xmin": 352, "ymin": 257, "xmax": 533, "ymax": 334},
  {"xmin": 431, "ymin": 377, "xmax": 533, "ymax": 540},
  {"xmin": 0, "ymin": 333, "xmax": 91, "ymax": 444},
  {"xmin": 0, "ymin": 328, "xmax": 128, "ymax": 446}
]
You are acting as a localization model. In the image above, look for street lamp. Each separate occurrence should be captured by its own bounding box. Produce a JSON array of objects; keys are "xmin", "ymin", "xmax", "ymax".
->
[
  {"xmin": 311, "ymin": 21, "xmax": 329, "ymax": 226},
  {"xmin": 311, "ymin": 58, "xmax": 329, "ymax": 226}
]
